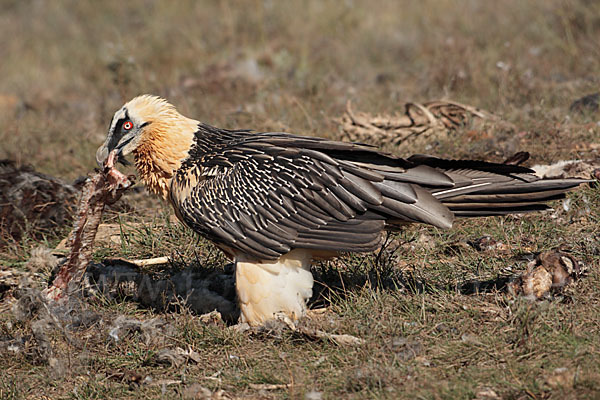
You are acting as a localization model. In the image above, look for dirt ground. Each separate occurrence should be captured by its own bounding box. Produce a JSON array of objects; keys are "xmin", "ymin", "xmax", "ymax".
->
[{"xmin": 1, "ymin": 1, "xmax": 599, "ymax": 399}]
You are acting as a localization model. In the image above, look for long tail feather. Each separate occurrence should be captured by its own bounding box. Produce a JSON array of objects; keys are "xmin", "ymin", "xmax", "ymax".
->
[{"xmin": 407, "ymin": 155, "xmax": 591, "ymax": 218}]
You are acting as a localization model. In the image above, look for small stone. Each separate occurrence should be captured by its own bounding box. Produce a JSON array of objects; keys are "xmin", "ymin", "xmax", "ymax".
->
[
  {"xmin": 304, "ymin": 390, "xmax": 323, "ymax": 400},
  {"xmin": 183, "ymin": 383, "xmax": 212, "ymax": 399},
  {"xmin": 475, "ymin": 387, "xmax": 501, "ymax": 399},
  {"xmin": 546, "ymin": 367, "xmax": 575, "ymax": 389},
  {"xmin": 461, "ymin": 333, "xmax": 483, "ymax": 346}
]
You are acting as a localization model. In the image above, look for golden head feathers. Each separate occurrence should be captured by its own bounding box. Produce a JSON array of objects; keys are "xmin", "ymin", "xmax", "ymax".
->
[
  {"xmin": 124, "ymin": 95, "xmax": 179, "ymax": 129},
  {"xmin": 130, "ymin": 95, "xmax": 198, "ymax": 199},
  {"xmin": 97, "ymin": 94, "xmax": 198, "ymax": 199}
]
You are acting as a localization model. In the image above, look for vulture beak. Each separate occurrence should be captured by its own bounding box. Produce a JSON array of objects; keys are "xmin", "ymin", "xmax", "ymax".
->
[{"xmin": 95, "ymin": 136, "xmax": 133, "ymax": 168}]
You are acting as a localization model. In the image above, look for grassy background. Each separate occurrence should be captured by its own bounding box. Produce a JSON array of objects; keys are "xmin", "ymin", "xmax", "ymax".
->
[{"xmin": 0, "ymin": 0, "xmax": 599, "ymax": 398}]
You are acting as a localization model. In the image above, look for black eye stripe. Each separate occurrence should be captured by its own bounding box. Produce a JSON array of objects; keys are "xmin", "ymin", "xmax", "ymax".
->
[
  {"xmin": 106, "ymin": 109, "xmax": 142, "ymax": 152},
  {"xmin": 115, "ymin": 118, "xmax": 126, "ymax": 132},
  {"xmin": 114, "ymin": 110, "xmax": 131, "ymax": 133},
  {"xmin": 107, "ymin": 117, "xmax": 129, "ymax": 151}
]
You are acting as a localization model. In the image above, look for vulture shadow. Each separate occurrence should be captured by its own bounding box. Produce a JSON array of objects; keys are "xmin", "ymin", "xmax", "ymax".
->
[{"xmin": 85, "ymin": 257, "xmax": 514, "ymax": 324}]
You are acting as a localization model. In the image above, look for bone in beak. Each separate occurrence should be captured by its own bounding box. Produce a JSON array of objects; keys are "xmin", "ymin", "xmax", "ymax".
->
[{"xmin": 104, "ymin": 149, "xmax": 133, "ymax": 190}]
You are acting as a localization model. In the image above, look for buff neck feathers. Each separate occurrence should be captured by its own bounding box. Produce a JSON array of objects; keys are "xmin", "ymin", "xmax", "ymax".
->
[{"xmin": 127, "ymin": 95, "xmax": 198, "ymax": 199}]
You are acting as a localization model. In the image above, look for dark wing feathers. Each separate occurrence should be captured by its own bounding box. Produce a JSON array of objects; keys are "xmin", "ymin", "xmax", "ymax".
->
[
  {"xmin": 172, "ymin": 128, "xmax": 450, "ymax": 259},
  {"xmin": 407, "ymin": 154, "xmax": 535, "ymax": 174},
  {"xmin": 374, "ymin": 185, "xmax": 454, "ymax": 228},
  {"xmin": 171, "ymin": 125, "xmax": 588, "ymax": 260}
]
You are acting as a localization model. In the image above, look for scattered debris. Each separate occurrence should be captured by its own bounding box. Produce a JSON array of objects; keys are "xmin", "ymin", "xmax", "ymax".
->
[
  {"xmin": 434, "ymin": 323, "xmax": 457, "ymax": 335},
  {"xmin": 244, "ymin": 313, "xmax": 365, "ymax": 346},
  {"xmin": 570, "ymin": 92, "xmax": 600, "ymax": 114},
  {"xmin": 457, "ymin": 247, "xmax": 588, "ymax": 298},
  {"xmin": 106, "ymin": 369, "xmax": 145, "ymax": 386},
  {"xmin": 1, "ymin": 246, "xmax": 59, "ymax": 299},
  {"xmin": 45, "ymin": 150, "xmax": 133, "ymax": 302},
  {"xmin": 157, "ymin": 346, "xmax": 202, "ymax": 367},
  {"xmin": 388, "ymin": 337, "xmax": 423, "ymax": 361},
  {"xmin": 48, "ymin": 356, "xmax": 68, "ymax": 378},
  {"xmin": 474, "ymin": 387, "xmax": 502, "ymax": 400},
  {"xmin": 532, "ymin": 159, "xmax": 600, "ymax": 179},
  {"xmin": 198, "ymin": 310, "xmax": 226, "ymax": 326},
  {"xmin": 0, "ymin": 268, "xmax": 40, "ymax": 299},
  {"xmin": 337, "ymin": 100, "xmax": 506, "ymax": 148},
  {"xmin": 182, "ymin": 383, "xmax": 213, "ymax": 399},
  {"xmin": 5, "ymin": 283, "xmax": 101, "ymax": 365},
  {"xmin": 249, "ymin": 383, "xmax": 293, "ymax": 390},
  {"xmin": 297, "ymin": 325, "xmax": 365, "ymax": 346},
  {"xmin": 507, "ymin": 251, "xmax": 583, "ymax": 299},
  {"xmin": 25, "ymin": 246, "xmax": 61, "ymax": 273},
  {"xmin": 11, "ymin": 287, "xmax": 49, "ymax": 323},
  {"xmin": 520, "ymin": 265, "xmax": 553, "ymax": 298},
  {"xmin": 147, "ymin": 378, "xmax": 182, "ymax": 387},
  {"xmin": 468, "ymin": 235, "xmax": 508, "ymax": 252},
  {"xmin": 108, "ymin": 315, "xmax": 175, "ymax": 344}
]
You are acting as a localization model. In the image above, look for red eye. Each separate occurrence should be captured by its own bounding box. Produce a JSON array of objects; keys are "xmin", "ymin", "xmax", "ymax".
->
[{"xmin": 123, "ymin": 121, "xmax": 133, "ymax": 130}]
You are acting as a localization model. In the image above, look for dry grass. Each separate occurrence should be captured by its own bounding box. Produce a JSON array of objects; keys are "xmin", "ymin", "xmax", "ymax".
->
[{"xmin": 1, "ymin": 0, "xmax": 600, "ymax": 399}]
